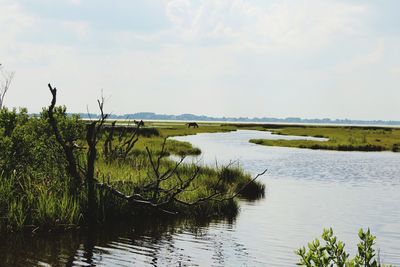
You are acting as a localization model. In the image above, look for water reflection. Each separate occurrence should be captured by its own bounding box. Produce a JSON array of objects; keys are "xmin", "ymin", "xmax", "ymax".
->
[
  {"xmin": 70, "ymin": 218, "xmax": 239, "ymax": 267},
  {"xmin": 2, "ymin": 130, "xmax": 400, "ymax": 266},
  {"xmin": 1, "ymin": 217, "xmax": 244, "ymax": 267}
]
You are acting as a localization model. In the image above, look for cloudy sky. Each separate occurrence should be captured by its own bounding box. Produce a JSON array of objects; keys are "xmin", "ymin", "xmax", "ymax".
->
[{"xmin": 1, "ymin": 0, "xmax": 399, "ymax": 120}]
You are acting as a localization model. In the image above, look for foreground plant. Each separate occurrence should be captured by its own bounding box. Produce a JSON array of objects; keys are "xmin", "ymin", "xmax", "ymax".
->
[{"xmin": 296, "ymin": 228, "xmax": 395, "ymax": 267}]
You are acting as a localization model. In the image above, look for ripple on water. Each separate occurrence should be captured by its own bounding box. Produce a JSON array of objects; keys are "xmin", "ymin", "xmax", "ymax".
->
[{"xmin": 2, "ymin": 130, "xmax": 400, "ymax": 266}]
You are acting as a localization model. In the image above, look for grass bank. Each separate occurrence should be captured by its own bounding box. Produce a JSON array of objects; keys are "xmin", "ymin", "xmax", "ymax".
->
[
  {"xmin": 131, "ymin": 121, "xmax": 237, "ymax": 156},
  {"xmin": 249, "ymin": 125, "xmax": 400, "ymax": 152},
  {"xmin": 0, "ymin": 111, "xmax": 264, "ymax": 233}
]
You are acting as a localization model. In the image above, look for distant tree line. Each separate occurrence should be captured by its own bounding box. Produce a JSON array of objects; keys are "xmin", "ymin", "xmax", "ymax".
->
[{"xmin": 73, "ymin": 112, "xmax": 400, "ymax": 126}]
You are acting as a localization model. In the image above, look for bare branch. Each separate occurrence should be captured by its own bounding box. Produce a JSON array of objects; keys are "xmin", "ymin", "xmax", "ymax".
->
[
  {"xmin": 47, "ymin": 83, "xmax": 81, "ymax": 192},
  {"xmin": 174, "ymin": 168, "xmax": 267, "ymax": 206},
  {"xmin": 146, "ymin": 146, "xmax": 160, "ymax": 178},
  {"xmin": 219, "ymin": 168, "xmax": 268, "ymax": 200},
  {"xmin": 0, "ymin": 66, "xmax": 15, "ymax": 109}
]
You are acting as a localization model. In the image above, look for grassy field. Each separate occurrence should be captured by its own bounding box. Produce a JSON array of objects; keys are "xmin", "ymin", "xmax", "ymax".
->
[
  {"xmin": 249, "ymin": 125, "xmax": 400, "ymax": 152},
  {"xmin": 120, "ymin": 121, "xmax": 400, "ymax": 153},
  {"xmin": 132, "ymin": 121, "xmax": 236, "ymax": 156}
]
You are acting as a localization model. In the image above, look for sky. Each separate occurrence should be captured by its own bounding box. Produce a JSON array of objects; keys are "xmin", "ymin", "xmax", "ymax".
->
[{"xmin": 0, "ymin": 0, "xmax": 399, "ymax": 120}]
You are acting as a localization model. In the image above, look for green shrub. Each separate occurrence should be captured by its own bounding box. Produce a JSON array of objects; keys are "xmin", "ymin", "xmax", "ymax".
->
[{"xmin": 296, "ymin": 228, "xmax": 395, "ymax": 267}]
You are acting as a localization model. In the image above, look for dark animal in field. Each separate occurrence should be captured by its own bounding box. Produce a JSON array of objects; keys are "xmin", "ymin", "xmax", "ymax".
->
[
  {"xmin": 187, "ymin": 122, "xmax": 199, "ymax": 128},
  {"xmin": 134, "ymin": 120, "xmax": 145, "ymax": 127}
]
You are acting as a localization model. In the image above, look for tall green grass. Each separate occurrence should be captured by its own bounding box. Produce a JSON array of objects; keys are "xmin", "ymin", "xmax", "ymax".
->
[{"xmin": 0, "ymin": 173, "xmax": 82, "ymax": 232}]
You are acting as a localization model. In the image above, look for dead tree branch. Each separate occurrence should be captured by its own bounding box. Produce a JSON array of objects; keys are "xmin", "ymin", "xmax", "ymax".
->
[
  {"xmin": 103, "ymin": 120, "xmax": 141, "ymax": 161},
  {"xmin": 96, "ymin": 150, "xmax": 267, "ymax": 214},
  {"xmin": 85, "ymin": 96, "xmax": 109, "ymax": 221},
  {"xmin": 0, "ymin": 66, "xmax": 15, "ymax": 109},
  {"xmin": 48, "ymin": 84, "xmax": 81, "ymax": 193},
  {"xmin": 47, "ymin": 84, "xmax": 267, "ymax": 218}
]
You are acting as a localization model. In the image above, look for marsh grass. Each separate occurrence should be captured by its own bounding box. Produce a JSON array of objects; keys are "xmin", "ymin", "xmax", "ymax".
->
[
  {"xmin": 95, "ymin": 153, "xmax": 264, "ymax": 219},
  {"xmin": 0, "ymin": 116, "xmax": 264, "ymax": 233},
  {"xmin": 250, "ymin": 126, "xmax": 400, "ymax": 152},
  {"xmin": 0, "ymin": 173, "xmax": 83, "ymax": 232}
]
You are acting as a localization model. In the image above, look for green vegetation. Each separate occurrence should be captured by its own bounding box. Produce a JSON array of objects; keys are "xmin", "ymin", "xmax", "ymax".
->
[
  {"xmin": 131, "ymin": 121, "xmax": 236, "ymax": 157},
  {"xmin": 249, "ymin": 126, "xmax": 400, "ymax": 152},
  {"xmin": 0, "ymin": 99, "xmax": 264, "ymax": 233},
  {"xmin": 0, "ymin": 107, "xmax": 84, "ymax": 232},
  {"xmin": 296, "ymin": 228, "xmax": 395, "ymax": 267}
]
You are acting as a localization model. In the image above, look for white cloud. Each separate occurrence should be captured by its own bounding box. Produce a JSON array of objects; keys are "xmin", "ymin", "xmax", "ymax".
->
[
  {"xmin": 392, "ymin": 67, "xmax": 400, "ymax": 75},
  {"xmin": 335, "ymin": 40, "xmax": 385, "ymax": 74},
  {"xmin": 0, "ymin": 1, "xmax": 37, "ymax": 59},
  {"xmin": 61, "ymin": 20, "xmax": 91, "ymax": 39},
  {"xmin": 166, "ymin": 0, "xmax": 192, "ymax": 27},
  {"xmin": 164, "ymin": 0, "xmax": 369, "ymax": 50},
  {"xmin": 69, "ymin": 0, "xmax": 81, "ymax": 6},
  {"xmin": 1, "ymin": 0, "xmax": 399, "ymax": 120}
]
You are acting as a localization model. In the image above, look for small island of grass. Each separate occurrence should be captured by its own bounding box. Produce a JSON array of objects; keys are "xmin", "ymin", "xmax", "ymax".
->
[{"xmin": 249, "ymin": 125, "xmax": 400, "ymax": 152}]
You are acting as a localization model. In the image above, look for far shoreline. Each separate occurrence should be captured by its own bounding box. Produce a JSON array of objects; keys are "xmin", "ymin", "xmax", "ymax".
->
[{"xmin": 78, "ymin": 118, "xmax": 400, "ymax": 129}]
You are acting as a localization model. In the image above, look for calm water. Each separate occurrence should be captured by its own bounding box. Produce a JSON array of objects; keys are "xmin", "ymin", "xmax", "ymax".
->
[{"xmin": 2, "ymin": 130, "xmax": 399, "ymax": 266}]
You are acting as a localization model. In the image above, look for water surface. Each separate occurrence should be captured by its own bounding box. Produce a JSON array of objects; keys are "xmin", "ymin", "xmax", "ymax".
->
[
  {"xmin": 172, "ymin": 130, "xmax": 400, "ymax": 265},
  {"xmin": 2, "ymin": 130, "xmax": 399, "ymax": 266}
]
